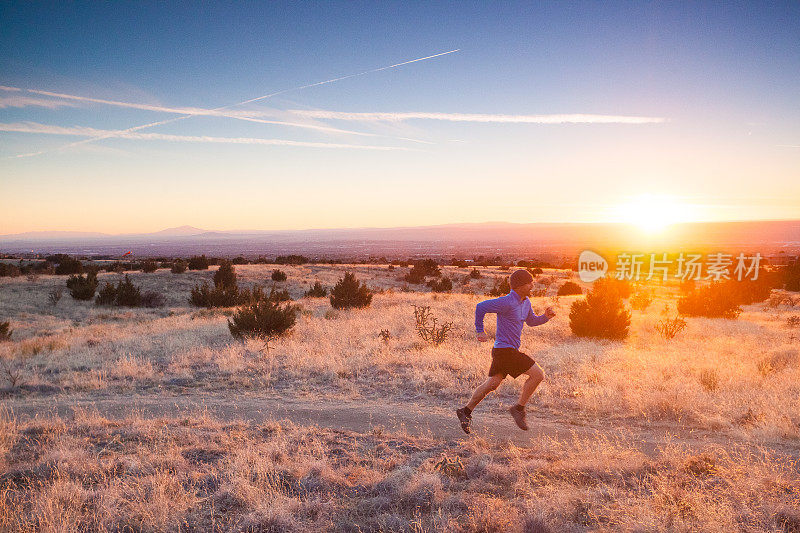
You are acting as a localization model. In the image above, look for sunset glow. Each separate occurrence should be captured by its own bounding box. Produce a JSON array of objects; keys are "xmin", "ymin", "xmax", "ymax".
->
[{"xmin": 611, "ymin": 194, "xmax": 700, "ymax": 234}]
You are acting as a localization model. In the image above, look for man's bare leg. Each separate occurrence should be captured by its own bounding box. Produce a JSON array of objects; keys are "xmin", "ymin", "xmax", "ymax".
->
[
  {"xmin": 466, "ymin": 374, "xmax": 504, "ymax": 411},
  {"xmin": 517, "ymin": 363, "xmax": 545, "ymax": 407}
]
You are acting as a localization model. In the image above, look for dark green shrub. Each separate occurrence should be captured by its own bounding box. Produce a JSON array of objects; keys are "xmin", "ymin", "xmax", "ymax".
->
[
  {"xmin": 427, "ymin": 277, "xmax": 453, "ymax": 293},
  {"xmin": 214, "ymin": 260, "xmax": 237, "ymax": 289},
  {"xmin": 557, "ymin": 281, "xmax": 583, "ymax": 296},
  {"xmin": 0, "ymin": 263, "xmax": 21, "ymax": 277},
  {"xmin": 190, "ymin": 282, "xmax": 240, "ymax": 307},
  {"xmin": 406, "ymin": 259, "xmax": 440, "ymax": 282},
  {"xmin": 66, "ymin": 272, "xmax": 98, "ymax": 300},
  {"xmin": 141, "ymin": 260, "xmax": 158, "ymax": 273},
  {"xmin": 55, "ymin": 257, "xmax": 83, "ymax": 275},
  {"xmin": 723, "ymin": 273, "xmax": 776, "ymax": 305},
  {"xmin": 330, "ymin": 272, "xmax": 373, "ymax": 309},
  {"xmin": 228, "ymin": 299, "xmax": 299, "ymax": 341},
  {"xmin": 304, "ymin": 281, "xmax": 328, "ymax": 298},
  {"xmin": 115, "ymin": 275, "xmax": 142, "ymax": 307},
  {"xmin": 188, "ymin": 255, "xmax": 209, "ymax": 270},
  {"xmin": 404, "ymin": 269, "xmax": 426, "ymax": 284},
  {"xmin": 271, "ymin": 269, "xmax": 287, "ymax": 282},
  {"xmin": 786, "ymin": 264, "xmax": 800, "ymax": 292},
  {"xmin": 232, "ymin": 256, "xmax": 249, "ymax": 265},
  {"xmin": 678, "ymin": 283, "xmax": 741, "ymax": 319},
  {"xmin": 569, "ymin": 278, "xmax": 631, "ymax": 340},
  {"xmin": 96, "ymin": 282, "xmax": 118, "ymax": 305},
  {"xmin": 469, "ymin": 268, "xmax": 482, "ymax": 279},
  {"xmin": 0, "ymin": 321, "xmax": 11, "ymax": 341},
  {"xmin": 531, "ymin": 267, "xmax": 543, "ymax": 276},
  {"xmin": 488, "ymin": 277, "xmax": 511, "ymax": 296},
  {"xmin": 275, "ymin": 255, "xmax": 308, "ymax": 265},
  {"xmin": 171, "ymin": 260, "xmax": 187, "ymax": 274}
]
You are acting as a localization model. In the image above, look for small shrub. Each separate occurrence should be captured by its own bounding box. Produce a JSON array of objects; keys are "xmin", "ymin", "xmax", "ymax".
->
[
  {"xmin": 54, "ymin": 257, "xmax": 82, "ymax": 275},
  {"xmin": 304, "ymin": 281, "xmax": 327, "ymax": 298},
  {"xmin": 413, "ymin": 305, "xmax": 453, "ymax": 346},
  {"xmin": 488, "ymin": 277, "xmax": 511, "ymax": 296},
  {"xmin": 629, "ymin": 291, "xmax": 653, "ymax": 311},
  {"xmin": 66, "ymin": 272, "xmax": 98, "ymax": 300},
  {"xmin": 569, "ymin": 278, "xmax": 631, "ymax": 340},
  {"xmin": 190, "ymin": 282, "xmax": 240, "ymax": 308},
  {"xmin": 95, "ymin": 282, "xmax": 118, "ymax": 305},
  {"xmin": 655, "ymin": 316, "xmax": 687, "ymax": 339},
  {"xmin": 783, "ymin": 263, "xmax": 800, "ymax": 292},
  {"xmin": 140, "ymin": 259, "xmax": 158, "ymax": 273},
  {"xmin": 379, "ymin": 329, "xmax": 391, "ymax": 343},
  {"xmin": 188, "ymin": 255, "xmax": 209, "ymax": 270},
  {"xmin": 787, "ymin": 315, "xmax": 800, "ymax": 328},
  {"xmin": 115, "ymin": 275, "xmax": 143, "ymax": 307},
  {"xmin": 0, "ymin": 263, "xmax": 21, "ymax": 277},
  {"xmin": 214, "ymin": 260, "xmax": 237, "ymax": 289},
  {"xmin": 330, "ymin": 272, "xmax": 373, "ymax": 309},
  {"xmin": 531, "ymin": 267, "xmax": 543, "ymax": 276},
  {"xmin": 271, "ymin": 269, "xmax": 287, "ymax": 282},
  {"xmin": 228, "ymin": 299, "xmax": 299, "ymax": 341},
  {"xmin": 0, "ymin": 321, "xmax": 11, "ymax": 341},
  {"xmin": 469, "ymin": 268, "xmax": 482, "ymax": 279},
  {"xmin": 171, "ymin": 260, "xmax": 187, "ymax": 274},
  {"xmin": 405, "ymin": 259, "xmax": 440, "ymax": 283},
  {"xmin": 48, "ymin": 286, "xmax": 63, "ymax": 306},
  {"xmin": 557, "ymin": 281, "xmax": 582, "ymax": 296},
  {"xmin": 678, "ymin": 283, "xmax": 742, "ymax": 319},
  {"xmin": 427, "ymin": 277, "xmax": 453, "ymax": 293}
]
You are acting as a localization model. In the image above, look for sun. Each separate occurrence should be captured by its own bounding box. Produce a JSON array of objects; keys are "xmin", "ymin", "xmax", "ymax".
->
[{"xmin": 612, "ymin": 194, "xmax": 693, "ymax": 233}]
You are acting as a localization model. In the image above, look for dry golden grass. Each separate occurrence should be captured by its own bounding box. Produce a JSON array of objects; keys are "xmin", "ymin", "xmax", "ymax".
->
[
  {"xmin": 0, "ymin": 408, "xmax": 797, "ymax": 532},
  {"xmin": 2, "ymin": 264, "xmax": 799, "ymax": 441}
]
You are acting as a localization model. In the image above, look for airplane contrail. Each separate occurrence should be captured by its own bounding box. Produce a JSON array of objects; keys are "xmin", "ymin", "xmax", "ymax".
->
[
  {"xmin": 9, "ymin": 49, "xmax": 459, "ymax": 158},
  {"xmin": 4, "ymin": 86, "xmax": 378, "ymax": 137}
]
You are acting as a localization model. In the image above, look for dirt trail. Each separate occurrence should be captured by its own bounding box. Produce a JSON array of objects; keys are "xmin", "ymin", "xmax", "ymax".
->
[{"xmin": 4, "ymin": 392, "xmax": 798, "ymax": 459}]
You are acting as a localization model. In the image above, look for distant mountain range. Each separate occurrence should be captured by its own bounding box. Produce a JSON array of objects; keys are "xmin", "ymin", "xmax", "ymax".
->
[{"xmin": 1, "ymin": 220, "xmax": 799, "ymax": 259}]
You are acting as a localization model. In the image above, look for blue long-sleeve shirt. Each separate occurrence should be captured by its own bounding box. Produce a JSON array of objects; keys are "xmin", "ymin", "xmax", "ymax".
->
[{"xmin": 475, "ymin": 291, "xmax": 550, "ymax": 349}]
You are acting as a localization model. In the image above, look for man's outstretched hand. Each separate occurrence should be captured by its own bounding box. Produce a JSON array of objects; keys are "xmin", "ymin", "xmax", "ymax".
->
[
  {"xmin": 544, "ymin": 307, "xmax": 556, "ymax": 318},
  {"xmin": 476, "ymin": 332, "xmax": 489, "ymax": 342}
]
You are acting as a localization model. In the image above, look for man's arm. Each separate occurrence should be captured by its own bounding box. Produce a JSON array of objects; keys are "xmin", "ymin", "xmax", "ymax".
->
[
  {"xmin": 475, "ymin": 296, "xmax": 507, "ymax": 334},
  {"xmin": 525, "ymin": 303, "xmax": 554, "ymax": 327}
]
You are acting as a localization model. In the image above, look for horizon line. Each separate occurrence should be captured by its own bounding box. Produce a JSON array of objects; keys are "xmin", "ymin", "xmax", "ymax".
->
[{"xmin": 2, "ymin": 217, "xmax": 800, "ymax": 239}]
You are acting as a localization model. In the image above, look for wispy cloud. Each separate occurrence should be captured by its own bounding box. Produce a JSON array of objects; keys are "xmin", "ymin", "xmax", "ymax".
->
[
  {"xmin": 0, "ymin": 95, "xmax": 77, "ymax": 109},
  {"xmin": 0, "ymin": 121, "xmax": 410, "ymax": 154},
  {"xmin": 0, "ymin": 85, "xmax": 378, "ymax": 137},
  {"xmin": 4, "ymin": 49, "xmax": 458, "ymax": 158},
  {"xmin": 287, "ymin": 110, "xmax": 667, "ymax": 124}
]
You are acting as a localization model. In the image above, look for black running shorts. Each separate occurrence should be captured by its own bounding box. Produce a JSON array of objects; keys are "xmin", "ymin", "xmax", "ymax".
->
[{"xmin": 488, "ymin": 347, "xmax": 535, "ymax": 378}]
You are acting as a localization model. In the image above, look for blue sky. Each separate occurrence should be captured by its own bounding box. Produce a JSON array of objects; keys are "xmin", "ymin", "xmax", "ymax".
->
[{"xmin": 1, "ymin": 1, "xmax": 798, "ymax": 233}]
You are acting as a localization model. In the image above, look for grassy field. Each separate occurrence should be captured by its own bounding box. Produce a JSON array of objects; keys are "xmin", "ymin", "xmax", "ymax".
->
[{"xmin": 1, "ymin": 263, "xmax": 799, "ymax": 531}]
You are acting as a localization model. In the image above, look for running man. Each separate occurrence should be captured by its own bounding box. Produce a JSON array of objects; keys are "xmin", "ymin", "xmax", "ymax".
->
[{"xmin": 457, "ymin": 268, "xmax": 555, "ymax": 433}]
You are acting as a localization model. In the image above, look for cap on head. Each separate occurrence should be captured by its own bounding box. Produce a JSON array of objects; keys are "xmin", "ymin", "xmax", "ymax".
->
[{"xmin": 509, "ymin": 268, "xmax": 534, "ymax": 289}]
